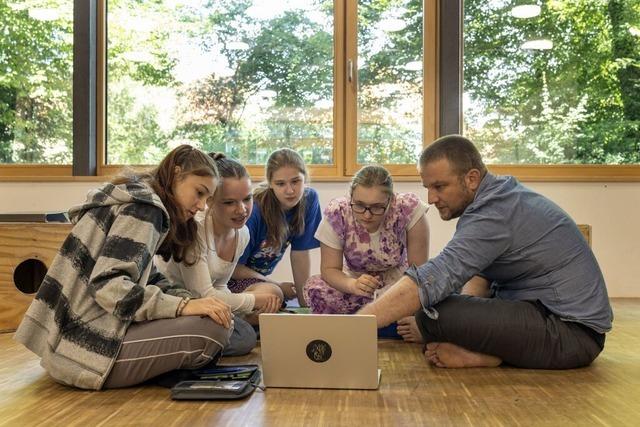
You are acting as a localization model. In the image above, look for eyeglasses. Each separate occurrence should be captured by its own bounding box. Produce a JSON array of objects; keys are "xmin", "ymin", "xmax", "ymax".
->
[{"xmin": 350, "ymin": 201, "xmax": 389, "ymax": 216}]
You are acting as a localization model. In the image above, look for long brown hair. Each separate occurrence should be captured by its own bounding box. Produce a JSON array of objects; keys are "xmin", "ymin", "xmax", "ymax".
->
[
  {"xmin": 254, "ymin": 148, "xmax": 309, "ymax": 249},
  {"xmin": 113, "ymin": 144, "xmax": 219, "ymax": 265}
]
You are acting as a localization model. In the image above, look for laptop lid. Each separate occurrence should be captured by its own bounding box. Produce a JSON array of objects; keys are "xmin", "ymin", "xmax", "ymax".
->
[{"xmin": 259, "ymin": 313, "xmax": 379, "ymax": 390}]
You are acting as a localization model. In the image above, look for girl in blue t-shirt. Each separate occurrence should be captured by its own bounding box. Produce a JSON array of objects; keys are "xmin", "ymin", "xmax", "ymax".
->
[{"xmin": 229, "ymin": 148, "xmax": 322, "ymax": 307}]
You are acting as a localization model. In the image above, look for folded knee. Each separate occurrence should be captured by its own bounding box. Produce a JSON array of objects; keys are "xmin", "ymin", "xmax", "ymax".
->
[
  {"xmin": 223, "ymin": 318, "xmax": 257, "ymax": 356},
  {"xmin": 182, "ymin": 316, "xmax": 232, "ymax": 351}
]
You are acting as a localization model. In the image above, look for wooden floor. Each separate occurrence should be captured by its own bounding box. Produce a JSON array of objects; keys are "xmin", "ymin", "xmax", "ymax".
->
[{"xmin": 1, "ymin": 299, "xmax": 639, "ymax": 427}]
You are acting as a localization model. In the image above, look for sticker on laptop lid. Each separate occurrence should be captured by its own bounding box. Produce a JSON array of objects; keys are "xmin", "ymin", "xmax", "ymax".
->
[{"xmin": 306, "ymin": 339, "xmax": 332, "ymax": 363}]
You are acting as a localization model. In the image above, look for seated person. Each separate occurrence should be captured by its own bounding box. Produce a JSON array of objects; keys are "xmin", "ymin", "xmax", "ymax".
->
[
  {"xmin": 304, "ymin": 165, "xmax": 429, "ymax": 341},
  {"xmin": 156, "ymin": 154, "xmax": 282, "ymax": 354},
  {"xmin": 359, "ymin": 135, "xmax": 613, "ymax": 369},
  {"xmin": 229, "ymin": 148, "xmax": 322, "ymax": 307},
  {"xmin": 14, "ymin": 145, "xmax": 232, "ymax": 389}
]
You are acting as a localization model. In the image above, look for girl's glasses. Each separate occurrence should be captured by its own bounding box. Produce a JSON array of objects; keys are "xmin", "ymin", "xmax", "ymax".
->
[{"xmin": 350, "ymin": 200, "xmax": 389, "ymax": 215}]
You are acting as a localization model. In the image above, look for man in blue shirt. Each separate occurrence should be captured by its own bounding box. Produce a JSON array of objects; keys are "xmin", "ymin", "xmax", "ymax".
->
[{"xmin": 359, "ymin": 135, "xmax": 612, "ymax": 369}]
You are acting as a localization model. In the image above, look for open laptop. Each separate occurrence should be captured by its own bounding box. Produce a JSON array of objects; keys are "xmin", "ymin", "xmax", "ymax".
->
[{"xmin": 259, "ymin": 313, "xmax": 380, "ymax": 389}]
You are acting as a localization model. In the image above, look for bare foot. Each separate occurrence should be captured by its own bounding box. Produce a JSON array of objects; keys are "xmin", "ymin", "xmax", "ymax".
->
[
  {"xmin": 278, "ymin": 282, "xmax": 297, "ymax": 301},
  {"xmin": 397, "ymin": 316, "xmax": 423, "ymax": 343},
  {"xmin": 294, "ymin": 281, "xmax": 307, "ymax": 307},
  {"xmin": 244, "ymin": 312, "xmax": 260, "ymax": 326},
  {"xmin": 424, "ymin": 342, "xmax": 502, "ymax": 368}
]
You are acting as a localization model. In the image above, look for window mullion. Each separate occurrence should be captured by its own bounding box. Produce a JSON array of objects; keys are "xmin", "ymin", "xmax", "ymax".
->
[{"xmin": 72, "ymin": 0, "xmax": 98, "ymax": 176}]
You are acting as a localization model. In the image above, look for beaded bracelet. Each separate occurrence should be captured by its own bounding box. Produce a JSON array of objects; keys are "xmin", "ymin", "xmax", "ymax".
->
[{"xmin": 176, "ymin": 297, "xmax": 191, "ymax": 317}]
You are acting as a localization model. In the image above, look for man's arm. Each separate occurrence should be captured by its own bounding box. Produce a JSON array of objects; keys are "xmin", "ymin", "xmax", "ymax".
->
[
  {"xmin": 461, "ymin": 275, "xmax": 491, "ymax": 297},
  {"xmin": 358, "ymin": 275, "xmax": 422, "ymax": 327}
]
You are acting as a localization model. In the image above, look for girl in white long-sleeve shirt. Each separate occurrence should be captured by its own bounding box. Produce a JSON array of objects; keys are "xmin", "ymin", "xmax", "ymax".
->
[{"xmin": 157, "ymin": 153, "xmax": 281, "ymax": 354}]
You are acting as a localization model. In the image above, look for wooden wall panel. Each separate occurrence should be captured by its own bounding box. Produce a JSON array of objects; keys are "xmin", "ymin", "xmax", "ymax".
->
[
  {"xmin": 0, "ymin": 223, "xmax": 71, "ymax": 332},
  {"xmin": 578, "ymin": 224, "xmax": 592, "ymax": 247}
]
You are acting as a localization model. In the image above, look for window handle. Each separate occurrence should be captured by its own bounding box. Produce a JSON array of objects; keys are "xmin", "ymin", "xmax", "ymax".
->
[{"xmin": 347, "ymin": 59, "xmax": 354, "ymax": 83}]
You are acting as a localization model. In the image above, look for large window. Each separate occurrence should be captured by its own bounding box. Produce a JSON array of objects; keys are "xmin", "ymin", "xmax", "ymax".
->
[
  {"xmin": 354, "ymin": 0, "xmax": 427, "ymax": 165},
  {"xmin": 107, "ymin": 0, "xmax": 335, "ymax": 167},
  {"xmin": 0, "ymin": 0, "xmax": 73, "ymax": 171},
  {"xmin": 4, "ymin": 1, "xmax": 640, "ymax": 181},
  {"xmin": 463, "ymin": 0, "xmax": 640, "ymax": 167},
  {"xmin": 103, "ymin": 0, "xmax": 434, "ymax": 178}
]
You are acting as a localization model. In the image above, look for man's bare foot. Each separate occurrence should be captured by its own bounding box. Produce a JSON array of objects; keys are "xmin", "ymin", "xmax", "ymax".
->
[
  {"xmin": 397, "ymin": 316, "xmax": 423, "ymax": 343},
  {"xmin": 424, "ymin": 342, "xmax": 502, "ymax": 368}
]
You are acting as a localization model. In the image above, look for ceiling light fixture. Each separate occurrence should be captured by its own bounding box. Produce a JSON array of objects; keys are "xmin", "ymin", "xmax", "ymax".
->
[
  {"xmin": 379, "ymin": 18, "xmax": 406, "ymax": 32},
  {"xmin": 28, "ymin": 8, "xmax": 60, "ymax": 21},
  {"xmin": 227, "ymin": 41, "xmax": 249, "ymax": 51},
  {"xmin": 511, "ymin": 5, "xmax": 541, "ymax": 19},
  {"xmin": 521, "ymin": 39, "xmax": 553, "ymax": 50},
  {"xmin": 403, "ymin": 61, "xmax": 422, "ymax": 71}
]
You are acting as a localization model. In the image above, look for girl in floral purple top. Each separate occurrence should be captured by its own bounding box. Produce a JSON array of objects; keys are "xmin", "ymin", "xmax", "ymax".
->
[{"xmin": 303, "ymin": 165, "xmax": 429, "ymax": 341}]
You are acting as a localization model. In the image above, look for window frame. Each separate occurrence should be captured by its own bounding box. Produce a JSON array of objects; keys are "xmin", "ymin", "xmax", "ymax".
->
[
  {"xmin": 451, "ymin": 0, "xmax": 640, "ymax": 182},
  {"xmin": 97, "ymin": 0, "xmax": 436, "ymax": 180},
  {"xmin": 2, "ymin": 0, "xmax": 639, "ymax": 182},
  {"xmin": 344, "ymin": 0, "xmax": 438, "ymax": 177},
  {"xmin": 0, "ymin": 0, "xmax": 93, "ymax": 179}
]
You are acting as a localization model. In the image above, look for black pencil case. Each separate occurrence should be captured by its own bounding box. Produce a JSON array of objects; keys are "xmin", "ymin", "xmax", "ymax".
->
[
  {"xmin": 171, "ymin": 379, "xmax": 256, "ymax": 400},
  {"xmin": 170, "ymin": 365, "xmax": 261, "ymax": 400},
  {"xmin": 192, "ymin": 364, "xmax": 260, "ymax": 382}
]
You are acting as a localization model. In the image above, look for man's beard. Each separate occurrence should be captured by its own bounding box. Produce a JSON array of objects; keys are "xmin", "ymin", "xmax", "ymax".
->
[{"xmin": 447, "ymin": 184, "xmax": 475, "ymax": 220}]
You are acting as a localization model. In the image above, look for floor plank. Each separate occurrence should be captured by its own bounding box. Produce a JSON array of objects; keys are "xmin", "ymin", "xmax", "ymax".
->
[{"xmin": 1, "ymin": 299, "xmax": 638, "ymax": 426}]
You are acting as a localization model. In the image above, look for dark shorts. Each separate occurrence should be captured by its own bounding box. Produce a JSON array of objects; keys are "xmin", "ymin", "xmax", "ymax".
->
[
  {"xmin": 415, "ymin": 294, "xmax": 605, "ymax": 369},
  {"xmin": 227, "ymin": 278, "xmax": 264, "ymax": 294}
]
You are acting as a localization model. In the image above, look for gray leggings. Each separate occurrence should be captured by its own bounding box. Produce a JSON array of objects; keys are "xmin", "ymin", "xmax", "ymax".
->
[
  {"xmin": 224, "ymin": 316, "xmax": 258, "ymax": 357},
  {"xmin": 103, "ymin": 316, "xmax": 231, "ymax": 389},
  {"xmin": 416, "ymin": 294, "xmax": 605, "ymax": 369}
]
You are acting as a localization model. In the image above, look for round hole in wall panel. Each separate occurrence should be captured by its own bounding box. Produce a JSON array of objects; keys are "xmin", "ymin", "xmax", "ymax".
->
[{"xmin": 13, "ymin": 258, "xmax": 48, "ymax": 294}]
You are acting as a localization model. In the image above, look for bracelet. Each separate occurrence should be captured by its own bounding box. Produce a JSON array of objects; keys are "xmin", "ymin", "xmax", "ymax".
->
[{"xmin": 176, "ymin": 297, "xmax": 191, "ymax": 317}]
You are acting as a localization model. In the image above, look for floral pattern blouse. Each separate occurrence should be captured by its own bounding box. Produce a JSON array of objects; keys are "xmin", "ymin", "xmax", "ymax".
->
[{"xmin": 314, "ymin": 192, "xmax": 428, "ymax": 289}]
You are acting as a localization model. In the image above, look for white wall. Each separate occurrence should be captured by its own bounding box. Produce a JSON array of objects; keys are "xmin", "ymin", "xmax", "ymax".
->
[{"xmin": 1, "ymin": 180, "xmax": 638, "ymax": 297}]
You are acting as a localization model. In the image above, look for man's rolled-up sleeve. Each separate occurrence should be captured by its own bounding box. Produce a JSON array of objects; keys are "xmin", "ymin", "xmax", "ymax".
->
[{"xmin": 404, "ymin": 210, "xmax": 512, "ymax": 316}]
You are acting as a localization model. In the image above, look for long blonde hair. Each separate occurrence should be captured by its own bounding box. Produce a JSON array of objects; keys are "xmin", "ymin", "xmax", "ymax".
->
[
  {"xmin": 254, "ymin": 148, "xmax": 309, "ymax": 249},
  {"xmin": 204, "ymin": 152, "xmax": 251, "ymax": 246}
]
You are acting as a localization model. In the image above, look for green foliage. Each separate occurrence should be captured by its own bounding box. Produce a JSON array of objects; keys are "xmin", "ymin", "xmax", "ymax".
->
[
  {"xmin": 174, "ymin": 0, "xmax": 334, "ymax": 164},
  {"xmin": 464, "ymin": 0, "xmax": 640, "ymax": 164},
  {"xmin": 355, "ymin": 0, "xmax": 424, "ymax": 163},
  {"xmin": 106, "ymin": 84, "xmax": 169, "ymax": 164},
  {"xmin": 3, "ymin": 0, "xmax": 639, "ymax": 167},
  {"xmin": 0, "ymin": 0, "xmax": 72, "ymax": 164}
]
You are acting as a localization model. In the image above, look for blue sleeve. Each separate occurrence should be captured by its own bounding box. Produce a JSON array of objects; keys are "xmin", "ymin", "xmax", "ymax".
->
[
  {"xmin": 291, "ymin": 187, "xmax": 322, "ymax": 251},
  {"xmin": 404, "ymin": 208, "xmax": 512, "ymax": 309},
  {"xmin": 239, "ymin": 206, "xmax": 261, "ymax": 265}
]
